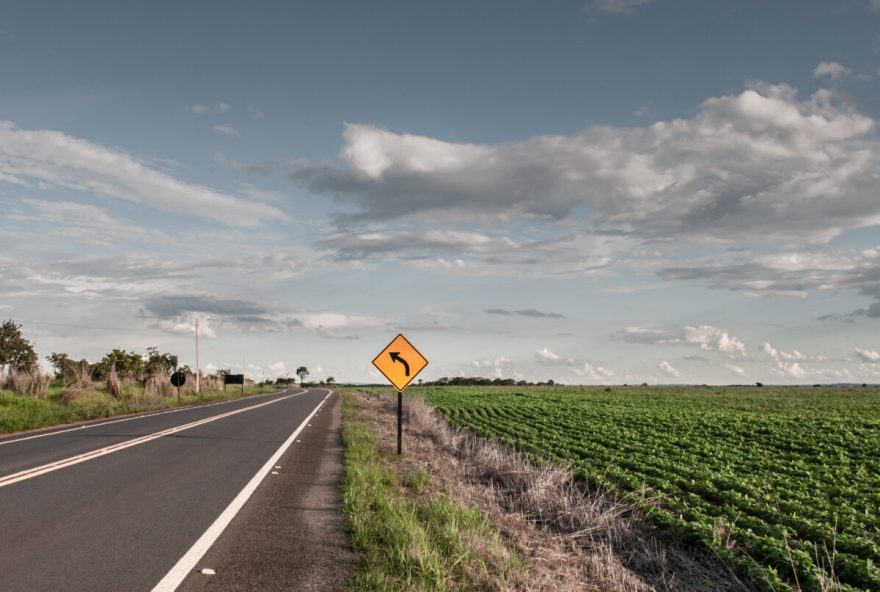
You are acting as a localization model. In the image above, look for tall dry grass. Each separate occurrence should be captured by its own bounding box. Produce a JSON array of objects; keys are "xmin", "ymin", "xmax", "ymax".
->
[
  {"xmin": 107, "ymin": 364, "xmax": 122, "ymax": 399},
  {"xmin": 144, "ymin": 373, "xmax": 173, "ymax": 398},
  {"xmin": 355, "ymin": 392, "xmax": 754, "ymax": 592},
  {"xmin": 1, "ymin": 368, "xmax": 52, "ymax": 399},
  {"xmin": 53, "ymin": 360, "xmax": 94, "ymax": 404},
  {"xmin": 71, "ymin": 359, "xmax": 92, "ymax": 387},
  {"xmin": 199, "ymin": 374, "xmax": 223, "ymax": 392}
]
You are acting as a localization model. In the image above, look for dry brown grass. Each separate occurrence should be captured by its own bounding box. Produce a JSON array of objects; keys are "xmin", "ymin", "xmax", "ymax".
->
[
  {"xmin": 71, "ymin": 359, "xmax": 92, "ymax": 388},
  {"xmin": 352, "ymin": 391, "xmax": 754, "ymax": 592},
  {"xmin": 107, "ymin": 364, "xmax": 122, "ymax": 399},
  {"xmin": 199, "ymin": 374, "xmax": 223, "ymax": 392},
  {"xmin": 54, "ymin": 360, "xmax": 94, "ymax": 404},
  {"xmin": 144, "ymin": 373, "xmax": 173, "ymax": 398},
  {"xmin": 1, "ymin": 368, "xmax": 52, "ymax": 399}
]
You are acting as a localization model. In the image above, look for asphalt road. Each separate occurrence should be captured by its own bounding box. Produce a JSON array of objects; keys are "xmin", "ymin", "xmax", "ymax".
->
[{"xmin": 0, "ymin": 388, "xmax": 337, "ymax": 591}]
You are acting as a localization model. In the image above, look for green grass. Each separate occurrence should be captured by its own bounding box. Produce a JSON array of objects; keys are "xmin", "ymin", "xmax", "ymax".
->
[
  {"xmin": 0, "ymin": 383, "xmax": 280, "ymax": 434},
  {"xmin": 341, "ymin": 391, "xmax": 524, "ymax": 591},
  {"xmin": 405, "ymin": 385, "xmax": 880, "ymax": 592}
]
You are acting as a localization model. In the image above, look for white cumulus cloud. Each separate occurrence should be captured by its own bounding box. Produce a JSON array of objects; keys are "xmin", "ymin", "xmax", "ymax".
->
[
  {"xmin": 621, "ymin": 324, "xmax": 746, "ymax": 357},
  {"xmin": 574, "ymin": 362, "xmax": 615, "ymax": 381},
  {"xmin": 293, "ymin": 84, "xmax": 877, "ymax": 243},
  {"xmin": 268, "ymin": 361, "xmax": 287, "ymax": 377},
  {"xmin": 855, "ymin": 347, "xmax": 880, "ymax": 362},
  {"xmin": 659, "ymin": 361, "xmax": 682, "ymax": 378},
  {"xmin": 535, "ymin": 347, "xmax": 561, "ymax": 362},
  {"xmin": 760, "ymin": 342, "xmax": 807, "ymax": 378},
  {"xmin": 157, "ymin": 312, "xmax": 218, "ymax": 338},
  {"xmin": 683, "ymin": 325, "xmax": 747, "ymax": 356},
  {"xmin": 725, "ymin": 363, "xmax": 746, "ymax": 376},
  {"xmin": 813, "ymin": 61, "xmax": 852, "ymax": 81},
  {"xmin": 472, "ymin": 355, "xmax": 512, "ymax": 371}
]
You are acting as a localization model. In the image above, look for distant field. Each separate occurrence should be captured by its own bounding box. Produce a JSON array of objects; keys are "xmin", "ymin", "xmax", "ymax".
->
[{"xmin": 410, "ymin": 385, "xmax": 880, "ymax": 591}]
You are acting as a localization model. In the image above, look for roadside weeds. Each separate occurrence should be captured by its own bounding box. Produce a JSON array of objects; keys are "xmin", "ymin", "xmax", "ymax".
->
[
  {"xmin": 342, "ymin": 391, "xmax": 528, "ymax": 591},
  {"xmin": 0, "ymin": 384, "xmax": 281, "ymax": 435},
  {"xmin": 344, "ymin": 390, "xmax": 756, "ymax": 592}
]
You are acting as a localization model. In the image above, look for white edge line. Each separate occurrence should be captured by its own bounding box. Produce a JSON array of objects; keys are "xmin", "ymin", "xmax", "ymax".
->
[
  {"xmin": 0, "ymin": 389, "xmax": 300, "ymax": 447},
  {"xmin": 150, "ymin": 390, "xmax": 334, "ymax": 592}
]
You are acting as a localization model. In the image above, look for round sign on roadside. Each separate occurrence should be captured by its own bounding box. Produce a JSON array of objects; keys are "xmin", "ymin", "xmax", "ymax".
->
[{"xmin": 170, "ymin": 371, "xmax": 186, "ymax": 388}]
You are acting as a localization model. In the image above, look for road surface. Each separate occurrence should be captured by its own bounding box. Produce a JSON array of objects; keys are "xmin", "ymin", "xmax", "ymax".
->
[{"xmin": 0, "ymin": 388, "xmax": 352, "ymax": 591}]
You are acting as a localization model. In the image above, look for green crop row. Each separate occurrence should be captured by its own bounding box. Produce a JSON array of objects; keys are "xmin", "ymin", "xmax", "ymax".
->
[{"xmin": 414, "ymin": 385, "xmax": 880, "ymax": 591}]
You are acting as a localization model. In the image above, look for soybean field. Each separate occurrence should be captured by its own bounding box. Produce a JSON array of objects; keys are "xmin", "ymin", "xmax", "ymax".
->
[{"xmin": 418, "ymin": 386, "xmax": 880, "ymax": 591}]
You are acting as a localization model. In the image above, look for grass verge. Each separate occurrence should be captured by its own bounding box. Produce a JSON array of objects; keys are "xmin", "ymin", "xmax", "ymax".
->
[
  {"xmin": 341, "ymin": 391, "xmax": 526, "ymax": 592},
  {"xmin": 345, "ymin": 390, "xmax": 759, "ymax": 592},
  {"xmin": 0, "ymin": 384, "xmax": 280, "ymax": 434}
]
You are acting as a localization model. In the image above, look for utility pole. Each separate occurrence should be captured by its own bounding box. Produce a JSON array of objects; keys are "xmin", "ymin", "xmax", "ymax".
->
[{"xmin": 195, "ymin": 316, "xmax": 200, "ymax": 394}]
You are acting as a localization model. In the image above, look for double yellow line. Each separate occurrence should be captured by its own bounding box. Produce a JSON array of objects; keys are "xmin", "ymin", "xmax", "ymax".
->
[{"xmin": 0, "ymin": 390, "xmax": 305, "ymax": 489}]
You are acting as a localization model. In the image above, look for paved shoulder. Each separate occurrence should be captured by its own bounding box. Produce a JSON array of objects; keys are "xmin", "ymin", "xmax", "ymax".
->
[{"xmin": 178, "ymin": 391, "xmax": 355, "ymax": 592}]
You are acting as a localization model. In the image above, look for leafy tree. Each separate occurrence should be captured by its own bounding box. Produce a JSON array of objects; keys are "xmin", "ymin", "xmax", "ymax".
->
[
  {"xmin": 47, "ymin": 352, "xmax": 74, "ymax": 379},
  {"xmin": 46, "ymin": 352, "xmax": 92, "ymax": 381},
  {"xmin": 326, "ymin": 376, "xmax": 335, "ymax": 385},
  {"xmin": 0, "ymin": 320, "xmax": 38, "ymax": 372},
  {"xmin": 145, "ymin": 346, "xmax": 178, "ymax": 376},
  {"xmin": 92, "ymin": 349, "xmax": 144, "ymax": 381},
  {"xmin": 296, "ymin": 366, "xmax": 309, "ymax": 385}
]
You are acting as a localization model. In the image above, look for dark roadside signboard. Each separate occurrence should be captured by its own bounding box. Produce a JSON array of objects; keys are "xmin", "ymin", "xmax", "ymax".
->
[
  {"xmin": 170, "ymin": 371, "xmax": 186, "ymax": 403},
  {"xmin": 224, "ymin": 373, "xmax": 245, "ymax": 394},
  {"xmin": 170, "ymin": 371, "xmax": 186, "ymax": 387}
]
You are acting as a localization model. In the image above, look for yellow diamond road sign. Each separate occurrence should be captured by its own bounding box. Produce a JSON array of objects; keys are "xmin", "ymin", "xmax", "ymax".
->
[{"xmin": 372, "ymin": 333, "xmax": 429, "ymax": 391}]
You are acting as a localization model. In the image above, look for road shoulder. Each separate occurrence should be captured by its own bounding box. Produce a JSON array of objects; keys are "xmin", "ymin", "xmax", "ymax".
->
[{"xmin": 179, "ymin": 391, "xmax": 354, "ymax": 592}]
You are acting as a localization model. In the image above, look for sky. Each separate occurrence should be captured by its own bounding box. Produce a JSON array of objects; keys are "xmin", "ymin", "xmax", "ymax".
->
[{"xmin": 1, "ymin": 0, "xmax": 880, "ymax": 385}]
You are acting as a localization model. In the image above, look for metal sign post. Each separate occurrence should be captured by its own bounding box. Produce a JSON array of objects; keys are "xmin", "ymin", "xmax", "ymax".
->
[
  {"xmin": 397, "ymin": 390, "xmax": 403, "ymax": 455},
  {"xmin": 371, "ymin": 333, "xmax": 429, "ymax": 456}
]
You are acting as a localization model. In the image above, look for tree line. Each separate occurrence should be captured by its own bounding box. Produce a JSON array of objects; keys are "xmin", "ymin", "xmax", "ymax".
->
[
  {"xmin": 425, "ymin": 377, "xmax": 556, "ymax": 387},
  {"xmin": 1, "ymin": 319, "xmax": 327, "ymax": 388},
  {"xmin": 2, "ymin": 319, "xmax": 196, "ymax": 383}
]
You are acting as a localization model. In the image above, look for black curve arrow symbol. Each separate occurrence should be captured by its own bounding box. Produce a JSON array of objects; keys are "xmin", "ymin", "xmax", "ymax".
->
[{"xmin": 389, "ymin": 352, "xmax": 410, "ymax": 376}]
